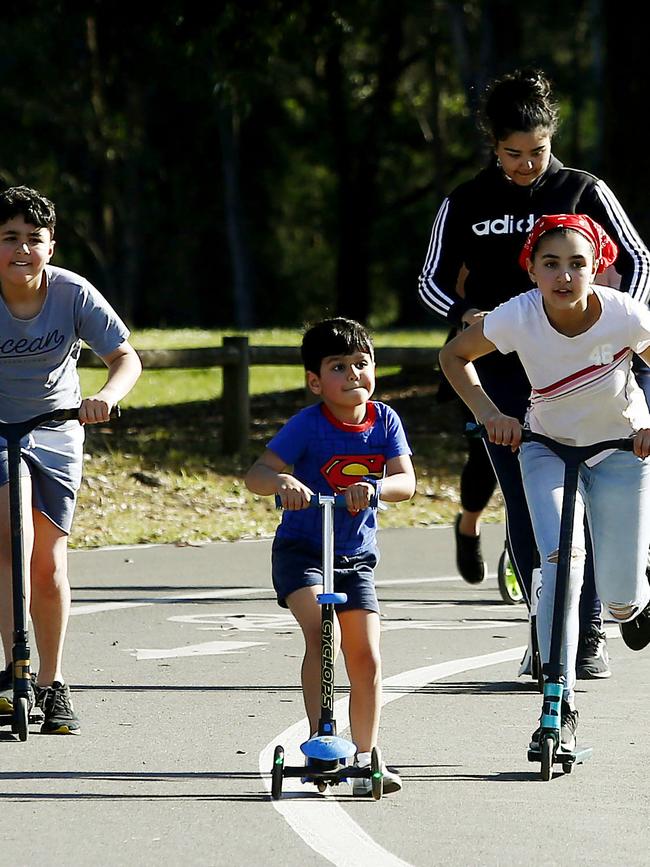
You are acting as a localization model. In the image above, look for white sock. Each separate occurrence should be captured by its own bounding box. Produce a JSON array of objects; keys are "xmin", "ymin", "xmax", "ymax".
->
[{"xmin": 356, "ymin": 751, "xmax": 371, "ymax": 767}]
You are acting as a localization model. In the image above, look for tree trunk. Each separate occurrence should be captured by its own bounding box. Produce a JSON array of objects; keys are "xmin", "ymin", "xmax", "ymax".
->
[
  {"xmin": 602, "ymin": 2, "xmax": 650, "ymax": 242},
  {"xmin": 216, "ymin": 91, "xmax": 255, "ymax": 328}
]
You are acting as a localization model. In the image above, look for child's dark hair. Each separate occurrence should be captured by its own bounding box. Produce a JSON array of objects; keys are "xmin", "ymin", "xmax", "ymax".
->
[
  {"xmin": 479, "ymin": 68, "xmax": 559, "ymax": 143},
  {"xmin": 301, "ymin": 317, "xmax": 374, "ymax": 374},
  {"xmin": 0, "ymin": 186, "xmax": 56, "ymax": 235},
  {"xmin": 530, "ymin": 226, "xmax": 594, "ymax": 260}
]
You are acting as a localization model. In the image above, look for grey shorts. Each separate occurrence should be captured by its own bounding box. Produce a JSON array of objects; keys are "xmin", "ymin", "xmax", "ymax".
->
[
  {"xmin": 271, "ymin": 536, "xmax": 380, "ymax": 613},
  {"xmin": 0, "ymin": 421, "xmax": 85, "ymax": 535}
]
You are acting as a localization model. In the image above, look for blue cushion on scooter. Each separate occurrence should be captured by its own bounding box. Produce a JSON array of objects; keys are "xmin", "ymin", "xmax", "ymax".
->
[{"xmin": 317, "ymin": 592, "xmax": 348, "ymax": 605}]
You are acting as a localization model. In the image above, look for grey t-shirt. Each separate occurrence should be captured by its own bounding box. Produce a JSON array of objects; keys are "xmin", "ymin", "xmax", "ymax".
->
[{"xmin": 0, "ymin": 265, "xmax": 130, "ymax": 423}]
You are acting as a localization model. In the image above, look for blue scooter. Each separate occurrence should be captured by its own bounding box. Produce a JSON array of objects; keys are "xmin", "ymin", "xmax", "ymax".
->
[{"xmin": 271, "ymin": 493, "xmax": 383, "ymax": 800}]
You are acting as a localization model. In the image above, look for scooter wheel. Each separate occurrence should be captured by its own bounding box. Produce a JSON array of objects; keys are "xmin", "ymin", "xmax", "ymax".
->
[
  {"xmin": 540, "ymin": 735, "xmax": 554, "ymax": 782},
  {"xmin": 271, "ymin": 745, "xmax": 284, "ymax": 800},
  {"xmin": 562, "ymin": 762, "xmax": 573, "ymax": 775},
  {"xmin": 370, "ymin": 746, "xmax": 383, "ymax": 801},
  {"xmin": 15, "ymin": 697, "xmax": 29, "ymax": 742},
  {"xmin": 317, "ymin": 782, "xmax": 327, "ymax": 793},
  {"xmin": 497, "ymin": 548, "xmax": 523, "ymax": 605}
]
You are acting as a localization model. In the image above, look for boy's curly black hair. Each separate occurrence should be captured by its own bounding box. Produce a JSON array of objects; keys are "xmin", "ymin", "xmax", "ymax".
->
[
  {"xmin": 0, "ymin": 186, "xmax": 56, "ymax": 235},
  {"xmin": 301, "ymin": 317, "xmax": 374, "ymax": 374}
]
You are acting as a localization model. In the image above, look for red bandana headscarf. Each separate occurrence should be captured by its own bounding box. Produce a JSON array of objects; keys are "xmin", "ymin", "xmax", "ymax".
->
[{"xmin": 518, "ymin": 214, "xmax": 619, "ymax": 274}]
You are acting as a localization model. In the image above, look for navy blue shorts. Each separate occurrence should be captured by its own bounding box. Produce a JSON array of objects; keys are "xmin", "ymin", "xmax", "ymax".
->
[{"xmin": 271, "ymin": 536, "xmax": 380, "ymax": 613}]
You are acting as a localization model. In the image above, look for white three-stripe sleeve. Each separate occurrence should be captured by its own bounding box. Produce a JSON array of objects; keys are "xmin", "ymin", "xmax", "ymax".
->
[
  {"xmin": 417, "ymin": 198, "xmax": 459, "ymax": 319},
  {"xmin": 595, "ymin": 181, "xmax": 650, "ymax": 305}
]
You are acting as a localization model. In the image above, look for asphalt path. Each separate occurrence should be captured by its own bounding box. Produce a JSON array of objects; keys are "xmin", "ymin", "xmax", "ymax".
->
[{"xmin": 1, "ymin": 523, "xmax": 649, "ymax": 866}]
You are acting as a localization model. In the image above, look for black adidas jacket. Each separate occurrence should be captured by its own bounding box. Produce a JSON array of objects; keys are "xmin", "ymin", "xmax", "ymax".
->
[{"xmin": 418, "ymin": 155, "xmax": 650, "ymax": 327}]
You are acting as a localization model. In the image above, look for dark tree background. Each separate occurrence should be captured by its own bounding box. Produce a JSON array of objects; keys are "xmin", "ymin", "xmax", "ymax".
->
[{"xmin": 0, "ymin": 0, "xmax": 638, "ymax": 329}]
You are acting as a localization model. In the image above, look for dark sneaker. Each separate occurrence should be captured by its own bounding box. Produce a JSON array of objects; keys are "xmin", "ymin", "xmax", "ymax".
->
[
  {"xmin": 560, "ymin": 703, "xmax": 579, "ymax": 752},
  {"xmin": 454, "ymin": 515, "xmax": 486, "ymax": 584},
  {"xmin": 0, "ymin": 664, "xmax": 12, "ymax": 715},
  {"xmin": 351, "ymin": 761, "xmax": 402, "ymax": 796},
  {"xmin": 529, "ymin": 701, "xmax": 579, "ymax": 752},
  {"xmin": 36, "ymin": 681, "xmax": 80, "ymax": 735},
  {"xmin": 620, "ymin": 601, "xmax": 650, "ymax": 651},
  {"xmin": 0, "ymin": 665, "xmax": 43, "ymax": 725},
  {"xmin": 576, "ymin": 624, "xmax": 611, "ymax": 679}
]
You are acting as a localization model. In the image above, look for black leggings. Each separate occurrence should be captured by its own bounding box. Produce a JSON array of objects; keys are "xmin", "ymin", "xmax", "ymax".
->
[{"xmin": 459, "ymin": 403, "xmax": 497, "ymax": 512}]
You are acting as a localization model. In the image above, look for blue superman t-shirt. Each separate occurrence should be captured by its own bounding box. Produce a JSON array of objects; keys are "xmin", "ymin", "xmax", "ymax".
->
[{"xmin": 268, "ymin": 400, "xmax": 411, "ymax": 555}]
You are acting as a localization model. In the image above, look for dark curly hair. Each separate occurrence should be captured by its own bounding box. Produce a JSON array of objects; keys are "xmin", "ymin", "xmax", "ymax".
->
[{"xmin": 0, "ymin": 186, "xmax": 56, "ymax": 235}]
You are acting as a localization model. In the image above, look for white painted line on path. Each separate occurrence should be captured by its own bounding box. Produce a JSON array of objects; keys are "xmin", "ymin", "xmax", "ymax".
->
[
  {"xmin": 376, "ymin": 573, "xmax": 496, "ymax": 586},
  {"xmin": 129, "ymin": 640, "xmax": 265, "ymax": 660},
  {"xmin": 70, "ymin": 587, "xmax": 274, "ymax": 616},
  {"xmin": 259, "ymin": 645, "xmax": 525, "ymax": 867},
  {"xmin": 70, "ymin": 576, "xmax": 481, "ymax": 617}
]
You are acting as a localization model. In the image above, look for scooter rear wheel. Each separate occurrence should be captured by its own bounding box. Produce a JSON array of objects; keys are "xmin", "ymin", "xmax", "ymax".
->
[
  {"xmin": 271, "ymin": 745, "xmax": 284, "ymax": 800},
  {"xmin": 540, "ymin": 735, "xmax": 554, "ymax": 782},
  {"xmin": 370, "ymin": 746, "xmax": 382, "ymax": 801},
  {"xmin": 497, "ymin": 548, "xmax": 523, "ymax": 605},
  {"xmin": 14, "ymin": 696, "xmax": 29, "ymax": 742}
]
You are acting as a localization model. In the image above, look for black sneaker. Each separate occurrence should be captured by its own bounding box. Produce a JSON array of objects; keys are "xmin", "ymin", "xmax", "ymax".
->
[
  {"xmin": 620, "ymin": 601, "xmax": 650, "ymax": 651},
  {"xmin": 529, "ymin": 701, "xmax": 579, "ymax": 752},
  {"xmin": 36, "ymin": 681, "xmax": 81, "ymax": 735},
  {"xmin": 454, "ymin": 515, "xmax": 486, "ymax": 584},
  {"xmin": 0, "ymin": 664, "xmax": 12, "ymax": 716},
  {"xmin": 576, "ymin": 624, "xmax": 611, "ymax": 679}
]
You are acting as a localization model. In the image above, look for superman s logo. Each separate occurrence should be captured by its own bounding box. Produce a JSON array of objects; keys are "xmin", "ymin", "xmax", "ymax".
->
[{"xmin": 320, "ymin": 454, "xmax": 385, "ymax": 492}]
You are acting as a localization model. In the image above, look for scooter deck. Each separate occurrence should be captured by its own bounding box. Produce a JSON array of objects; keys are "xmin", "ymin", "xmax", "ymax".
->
[
  {"xmin": 527, "ymin": 745, "xmax": 593, "ymax": 766},
  {"xmin": 0, "ymin": 707, "xmax": 44, "ymax": 727},
  {"xmin": 282, "ymin": 762, "xmax": 371, "ymax": 786}
]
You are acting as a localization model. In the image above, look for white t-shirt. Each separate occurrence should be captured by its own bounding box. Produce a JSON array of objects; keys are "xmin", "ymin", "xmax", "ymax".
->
[{"xmin": 483, "ymin": 285, "xmax": 650, "ymax": 447}]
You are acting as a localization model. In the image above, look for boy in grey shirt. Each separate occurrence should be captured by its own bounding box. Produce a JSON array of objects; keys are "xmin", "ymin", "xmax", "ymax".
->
[{"xmin": 0, "ymin": 186, "xmax": 142, "ymax": 733}]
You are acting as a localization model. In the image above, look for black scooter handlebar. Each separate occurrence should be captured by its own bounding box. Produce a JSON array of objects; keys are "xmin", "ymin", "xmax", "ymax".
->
[{"xmin": 465, "ymin": 421, "xmax": 635, "ymax": 458}]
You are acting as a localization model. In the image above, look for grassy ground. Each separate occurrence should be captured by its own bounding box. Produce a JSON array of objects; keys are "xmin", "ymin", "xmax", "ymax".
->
[{"xmin": 72, "ymin": 329, "xmax": 504, "ymax": 548}]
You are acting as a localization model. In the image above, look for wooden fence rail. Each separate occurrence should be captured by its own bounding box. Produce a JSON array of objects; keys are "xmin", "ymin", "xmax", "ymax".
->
[{"xmin": 80, "ymin": 336, "xmax": 440, "ymax": 455}]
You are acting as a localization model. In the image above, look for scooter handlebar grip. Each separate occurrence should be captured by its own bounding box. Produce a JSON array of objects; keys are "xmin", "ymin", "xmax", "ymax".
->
[
  {"xmin": 274, "ymin": 493, "xmax": 379, "ymax": 510},
  {"xmin": 465, "ymin": 422, "xmax": 486, "ymax": 439}
]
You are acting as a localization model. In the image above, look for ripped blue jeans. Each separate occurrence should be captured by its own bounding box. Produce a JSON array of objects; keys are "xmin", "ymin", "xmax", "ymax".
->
[{"xmin": 520, "ymin": 442, "xmax": 650, "ymax": 703}]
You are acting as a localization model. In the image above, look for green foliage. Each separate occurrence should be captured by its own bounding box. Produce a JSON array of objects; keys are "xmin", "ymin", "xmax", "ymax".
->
[{"xmin": 0, "ymin": 1, "xmax": 614, "ymax": 329}]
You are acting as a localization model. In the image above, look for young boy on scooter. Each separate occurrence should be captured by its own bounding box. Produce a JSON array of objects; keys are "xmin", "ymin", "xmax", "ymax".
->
[
  {"xmin": 0, "ymin": 186, "xmax": 142, "ymax": 734},
  {"xmin": 245, "ymin": 317, "xmax": 416, "ymax": 795},
  {"xmin": 440, "ymin": 214, "xmax": 650, "ymax": 751}
]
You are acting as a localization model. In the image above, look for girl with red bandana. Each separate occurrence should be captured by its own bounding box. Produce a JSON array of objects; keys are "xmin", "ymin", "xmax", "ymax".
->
[{"xmin": 439, "ymin": 214, "xmax": 650, "ymax": 750}]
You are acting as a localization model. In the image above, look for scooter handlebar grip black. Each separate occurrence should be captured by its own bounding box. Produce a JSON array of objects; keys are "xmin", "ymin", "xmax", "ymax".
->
[
  {"xmin": 50, "ymin": 405, "xmax": 121, "ymax": 423},
  {"xmin": 465, "ymin": 422, "xmax": 486, "ymax": 439}
]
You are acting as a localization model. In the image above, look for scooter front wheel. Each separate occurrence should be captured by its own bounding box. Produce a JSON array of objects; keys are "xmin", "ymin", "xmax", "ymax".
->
[
  {"xmin": 370, "ymin": 746, "xmax": 383, "ymax": 801},
  {"xmin": 540, "ymin": 735, "xmax": 554, "ymax": 782},
  {"xmin": 271, "ymin": 745, "xmax": 284, "ymax": 800}
]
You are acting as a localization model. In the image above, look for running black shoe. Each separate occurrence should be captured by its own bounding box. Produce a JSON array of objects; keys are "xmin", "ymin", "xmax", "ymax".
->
[
  {"xmin": 620, "ymin": 601, "xmax": 650, "ymax": 651},
  {"xmin": 454, "ymin": 515, "xmax": 486, "ymax": 584},
  {"xmin": 576, "ymin": 624, "xmax": 611, "ymax": 679},
  {"xmin": 36, "ymin": 681, "xmax": 81, "ymax": 735}
]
